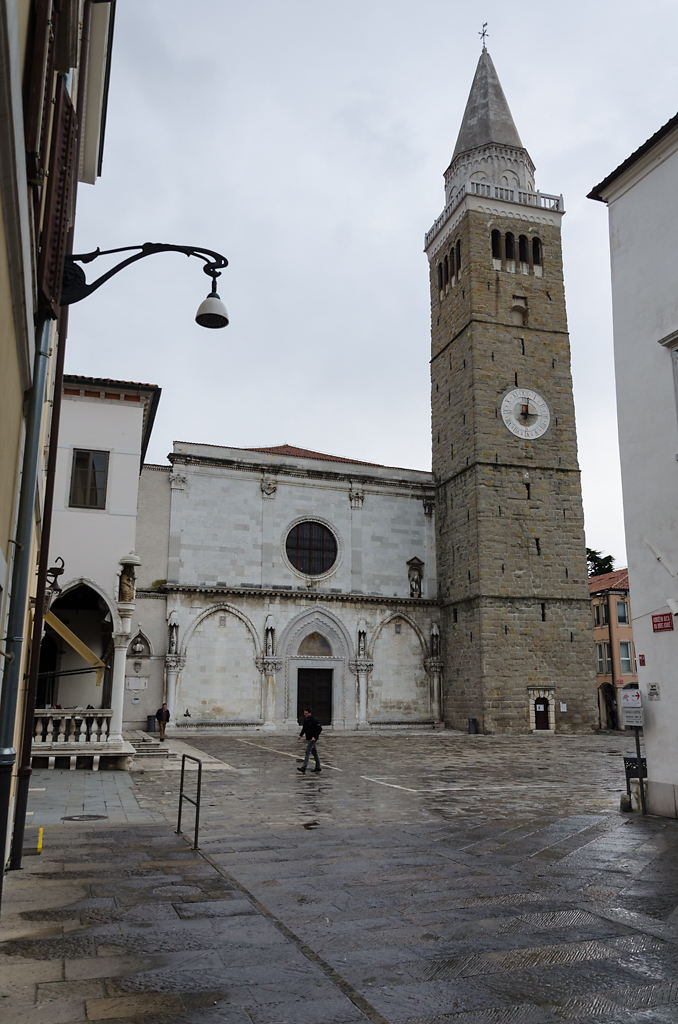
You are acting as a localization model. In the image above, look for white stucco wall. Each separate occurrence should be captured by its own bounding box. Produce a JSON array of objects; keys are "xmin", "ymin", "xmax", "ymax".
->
[
  {"xmin": 600, "ymin": 125, "xmax": 678, "ymax": 813},
  {"xmin": 51, "ymin": 394, "xmax": 145, "ymax": 605}
]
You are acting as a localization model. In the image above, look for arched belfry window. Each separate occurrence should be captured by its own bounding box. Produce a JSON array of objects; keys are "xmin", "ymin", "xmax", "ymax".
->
[
  {"xmin": 456, "ymin": 239, "xmax": 461, "ymax": 271},
  {"xmin": 518, "ymin": 234, "xmax": 529, "ymax": 264},
  {"xmin": 491, "ymin": 229, "xmax": 501, "ymax": 260},
  {"xmin": 443, "ymin": 255, "xmax": 449, "ymax": 287},
  {"xmin": 450, "ymin": 247, "xmax": 455, "ymax": 278},
  {"xmin": 532, "ymin": 237, "xmax": 542, "ymax": 266},
  {"xmin": 437, "ymin": 262, "xmax": 443, "ymax": 293},
  {"xmin": 505, "ymin": 232, "xmax": 515, "ymax": 261}
]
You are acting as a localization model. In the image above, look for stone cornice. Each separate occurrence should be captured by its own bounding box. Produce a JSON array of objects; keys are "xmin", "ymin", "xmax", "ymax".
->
[
  {"xmin": 168, "ymin": 452, "xmax": 433, "ymax": 493},
  {"xmin": 148, "ymin": 584, "xmax": 437, "ymax": 607}
]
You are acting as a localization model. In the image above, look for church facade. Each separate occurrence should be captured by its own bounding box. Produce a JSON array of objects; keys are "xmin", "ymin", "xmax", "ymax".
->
[{"xmin": 133, "ymin": 444, "xmax": 440, "ymax": 732}]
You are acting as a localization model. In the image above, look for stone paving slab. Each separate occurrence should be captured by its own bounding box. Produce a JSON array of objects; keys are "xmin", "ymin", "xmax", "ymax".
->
[{"xmin": 2, "ymin": 732, "xmax": 678, "ymax": 1023}]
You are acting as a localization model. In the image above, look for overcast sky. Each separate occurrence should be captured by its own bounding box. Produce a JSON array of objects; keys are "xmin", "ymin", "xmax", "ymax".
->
[{"xmin": 67, "ymin": 0, "xmax": 678, "ymax": 568}]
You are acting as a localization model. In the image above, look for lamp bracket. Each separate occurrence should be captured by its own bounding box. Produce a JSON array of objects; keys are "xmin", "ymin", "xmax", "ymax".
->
[{"xmin": 60, "ymin": 243, "xmax": 228, "ymax": 306}]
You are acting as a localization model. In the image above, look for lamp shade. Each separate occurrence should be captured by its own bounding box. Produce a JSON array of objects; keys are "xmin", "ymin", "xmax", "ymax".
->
[{"xmin": 195, "ymin": 290, "xmax": 229, "ymax": 329}]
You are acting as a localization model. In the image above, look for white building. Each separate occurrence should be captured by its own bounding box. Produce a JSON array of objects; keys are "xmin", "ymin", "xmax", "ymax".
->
[
  {"xmin": 36, "ymin": 375, "xmax": 160, "ymax": 765},
  {"xmin": 590, "ymin": 112, "xmax": 678, "ymax": 817}
]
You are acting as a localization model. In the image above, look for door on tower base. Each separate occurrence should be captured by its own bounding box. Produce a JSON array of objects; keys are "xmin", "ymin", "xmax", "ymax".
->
[
  {"xmin": 297, "ymin": 668, "xmax": 333, "ymax": 725},
  {"xmin": 534, "ymin": 698, "xmax": 550, "ymax": 730}
]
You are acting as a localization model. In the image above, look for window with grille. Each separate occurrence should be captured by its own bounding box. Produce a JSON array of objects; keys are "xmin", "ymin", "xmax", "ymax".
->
[
  {"xmin": 69, "ymin": 449, "xmax": 109, "ymax": 509},
  {"xmin": 285, "ymin": 521, "xmax": 337, "ymax": 576}
]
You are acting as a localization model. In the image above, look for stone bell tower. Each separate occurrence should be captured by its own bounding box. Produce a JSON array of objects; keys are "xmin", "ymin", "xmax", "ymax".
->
[{"xmin": 425, "ymin": 47, "xmax": 595, "ymax": 733}]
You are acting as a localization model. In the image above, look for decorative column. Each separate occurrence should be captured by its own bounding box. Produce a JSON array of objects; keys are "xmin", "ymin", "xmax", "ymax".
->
[
  {"xmin": 165, "ymin": 654, "xmax": 185, "ymax": 726},
  {"xmin": 428, "ymin": 622, "xmax": 443, "ymax": 723},
  {"xmin": 258, "ymin": 614, "xmax": 280, "ymax": 728},
  {"xmin": 349, "ymin": 483, "xmax": 364, "ymax": 593},
  {"xmin": 352, "ymin": 621, "xmax": 372, "ymax": 727},
  {"xmin": 111, "ymin": 553, "xmax": 140, "ymax": 744}
]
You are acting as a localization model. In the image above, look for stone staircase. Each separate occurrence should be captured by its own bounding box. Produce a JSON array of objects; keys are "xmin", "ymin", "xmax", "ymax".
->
[{"xmin": 125, "ymin": 729, "xmax": 178, "ymax": 766}]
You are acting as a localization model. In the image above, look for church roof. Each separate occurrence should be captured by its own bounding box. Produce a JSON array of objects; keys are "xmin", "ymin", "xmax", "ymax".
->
[
  {"xmin": 452, "ymin": 48, "xmax": 523, "ymax": 160},
  {"xmin": 243, "ymin": 443, "xmax": 386, "ymax": 468}
]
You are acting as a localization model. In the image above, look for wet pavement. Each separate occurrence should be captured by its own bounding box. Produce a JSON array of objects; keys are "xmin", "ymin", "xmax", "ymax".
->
[{"xmin": 2, "ymin": 730, "xmax": 678, "ymax": 1023}]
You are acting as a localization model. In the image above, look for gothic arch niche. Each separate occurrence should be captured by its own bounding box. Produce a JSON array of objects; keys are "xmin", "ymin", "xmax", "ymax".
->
[
  {"xmin": 370, "ymin": 614, "xmax": 430, "ymax": 723},
  {"xmin": 40, "ymin": 582, "xmax": 114, "ymax": 709},
  {"xmin": 279, "ymin": 609, "xmax": 353, "ymax": 729},
  {"xmin": 179, "ymin": 605, "xmax": 261, "ymax": 724}
]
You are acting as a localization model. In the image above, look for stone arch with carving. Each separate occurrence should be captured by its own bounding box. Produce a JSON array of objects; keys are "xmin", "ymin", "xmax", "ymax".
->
[
  {"xmin": 178, "ymin": 603, "xmax": 264, "ymax": 724},
  {"xmin": 278, "ymin": 607, "xmax": 355, "ymax": 729},
  {"xmin": 182, "ymin": 603, "xmax": 262, "ymax": 660},
  {"xmin": 368, "ymin": 611, "xmax": 432, "ymax": 723},
  {"xmin": 127, "ymin": 627, "xmax": 153, "ymax": 658}
]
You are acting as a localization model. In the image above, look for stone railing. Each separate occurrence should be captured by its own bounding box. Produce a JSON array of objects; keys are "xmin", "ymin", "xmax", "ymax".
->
[
  {"xmin": 425, "ymin": 182, "xmax": 565, "ymax": 248},
  {"xmin": 33, "ymin": 709, "xmax": 113, "ymax": 747}
]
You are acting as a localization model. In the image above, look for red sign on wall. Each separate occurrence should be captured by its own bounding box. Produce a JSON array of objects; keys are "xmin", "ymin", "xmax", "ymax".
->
[{"xmin": 652, "ymin": 613, "xmax": 674, "ymax": 632}]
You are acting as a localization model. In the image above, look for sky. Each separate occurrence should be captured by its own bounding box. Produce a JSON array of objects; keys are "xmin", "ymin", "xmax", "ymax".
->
[{"xmin": 67, "ymin": 0, "xmax": 678, "ymax": 569}]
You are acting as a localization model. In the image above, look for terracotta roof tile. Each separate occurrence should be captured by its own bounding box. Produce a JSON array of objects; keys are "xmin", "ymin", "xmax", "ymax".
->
[{"xmin": 588, "ymin": 568, "xmax": 629, "ymax": 594}]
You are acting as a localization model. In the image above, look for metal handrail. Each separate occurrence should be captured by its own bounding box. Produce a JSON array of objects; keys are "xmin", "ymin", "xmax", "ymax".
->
[{"xmin": 176, "ymin": 754, "xmax": 203, "ymax": 849}]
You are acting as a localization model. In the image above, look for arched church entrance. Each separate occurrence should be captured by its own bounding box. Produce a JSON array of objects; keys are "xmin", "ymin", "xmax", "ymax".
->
[
  {"xmin": 279, "ymin": 614, "xmax": 353, "ymax": 729},
  {"xmin": 296, "ymin": 631, "xmax": 333, "ymax": 725},
  {"xmin": 534, "ymin": 697, "xmax": 550, "ymax": 730}
]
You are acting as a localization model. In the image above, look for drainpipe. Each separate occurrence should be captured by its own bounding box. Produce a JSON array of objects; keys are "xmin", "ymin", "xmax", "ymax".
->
[
  {"xmin": 9, "ymin": 306, "xmax": 69, "ymax": 870},
  {"xmin": 0, "ymin": 314, "xmax": 52, "ymax": 907}
]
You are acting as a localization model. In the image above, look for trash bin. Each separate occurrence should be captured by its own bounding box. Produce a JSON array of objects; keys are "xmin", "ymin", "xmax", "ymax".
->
[
  {"xmin": 468, "ymin": 717, "xmax": 479, "ymax": 734},
  {"xmin": 146, "ymin": 714, "xmax": 156, "ymax": 733}
]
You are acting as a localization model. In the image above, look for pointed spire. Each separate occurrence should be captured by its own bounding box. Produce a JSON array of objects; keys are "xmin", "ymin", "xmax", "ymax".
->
[{"xmin": 452, "ymin": 49, "xmax": 523, "ymax": 160}]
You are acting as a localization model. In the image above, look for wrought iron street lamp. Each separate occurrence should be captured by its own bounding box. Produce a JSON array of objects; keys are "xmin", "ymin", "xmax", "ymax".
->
[
  {"xmin": 0, "ymin": 241, "xmax": 229, "ymax": 906},
  {"xmin": 60, "ymin": 242, "xmax": 230, "ymax": 328}
]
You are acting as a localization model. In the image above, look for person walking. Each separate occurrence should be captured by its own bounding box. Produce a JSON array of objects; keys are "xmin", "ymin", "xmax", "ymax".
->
[
  {"xmin": 297, "ymin": 707, "xmax": 322, "ymax": 773},
  {"xmin": 155, "ymin": 702, "xmax": 170, "ymax": 740}
]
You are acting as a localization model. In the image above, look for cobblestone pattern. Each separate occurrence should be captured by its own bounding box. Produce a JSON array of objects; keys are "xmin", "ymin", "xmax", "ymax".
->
[{"xmin": 2, "ymin": 733, "xmax": 678, "ymax": 1022}]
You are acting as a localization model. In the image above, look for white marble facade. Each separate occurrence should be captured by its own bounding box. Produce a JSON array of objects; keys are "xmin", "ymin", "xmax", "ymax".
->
[{"xmin": 134, "ymin": 443, "xmax": 442, "ymax": 732}]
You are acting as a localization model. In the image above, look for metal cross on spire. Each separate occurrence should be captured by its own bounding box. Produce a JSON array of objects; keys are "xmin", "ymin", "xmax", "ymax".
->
[{"xmin": 479, "ymin": 22, "xmax": 488, "ymax": 49}]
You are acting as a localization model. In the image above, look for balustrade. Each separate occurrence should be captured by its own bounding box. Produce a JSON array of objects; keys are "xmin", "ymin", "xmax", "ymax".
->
[{"xmin": 33, "ymin": 709, "xmax": 112, "ymax": 747}]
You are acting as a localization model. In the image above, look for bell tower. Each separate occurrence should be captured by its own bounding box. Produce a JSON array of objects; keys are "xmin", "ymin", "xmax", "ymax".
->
[{"xmin": 426, "ymin": 47, "xmax": 595, "ymax": 733}]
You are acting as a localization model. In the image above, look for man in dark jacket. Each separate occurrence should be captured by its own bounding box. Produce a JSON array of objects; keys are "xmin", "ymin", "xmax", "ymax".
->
[
  {"xmin": 155, "ymin": 702, "xmax": 170, "ymax": 740},
  {"xmin": 297, "ymin": 707, "xmax": 322, "ymax": 773}
]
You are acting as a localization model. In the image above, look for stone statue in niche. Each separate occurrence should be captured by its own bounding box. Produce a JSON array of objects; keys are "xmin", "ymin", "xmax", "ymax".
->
[
  {"xmin": 118, "ymin": 564, "xmax": 135, "ymax": 602},
  {"xmin": 358, "ymin": 629, "xmax": 366, "ymax": 658},
  {"xmin": 265, "ymin": 615, "xmax": 276, "ymax": 656},
  {"xmin": 407, "ymin": 557, "xmax": 424, "ymax": 599},
  {"xmin": 431, "ymin": 623, "xmax": 440, "ymax": 657},
  {"xmin": 168, "ymin": 612, "xmax": 179, "ymax": 654}
]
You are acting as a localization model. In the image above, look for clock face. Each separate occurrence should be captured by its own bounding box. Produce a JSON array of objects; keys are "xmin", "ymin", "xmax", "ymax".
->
[{"xmin": 501, "ymin": 388, "xmax": 550, "ymax": 440}]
